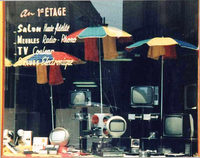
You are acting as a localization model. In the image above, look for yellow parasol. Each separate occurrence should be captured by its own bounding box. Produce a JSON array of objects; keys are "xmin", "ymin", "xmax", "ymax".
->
[{"xmin": 5, "ymin": 58, "xmax": 12, "ymax": 67}]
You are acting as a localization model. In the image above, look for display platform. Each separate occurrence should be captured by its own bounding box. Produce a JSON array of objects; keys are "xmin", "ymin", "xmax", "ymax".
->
[
  {"xmin": 3, "ymin": 145, "xmax": 189, "ymax": 158},
  {"xmin": 3, "ymin": 145, "xmax": 80, "ymax": 158}
]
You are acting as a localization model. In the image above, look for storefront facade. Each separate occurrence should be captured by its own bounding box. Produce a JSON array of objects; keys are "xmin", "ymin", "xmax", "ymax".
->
[{"xmin": 0, "ymin": 0, "xmax": 199, "ymax": 157}]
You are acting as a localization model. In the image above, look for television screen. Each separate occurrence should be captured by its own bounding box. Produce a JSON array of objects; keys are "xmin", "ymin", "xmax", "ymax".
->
[
  {"xmin": 51, "ymin": 130, "xmax": 66, "ymax": 141},
  {"xmin": 131, "ymin": 86, "xmax": 159, "ymax": 107},
  {"xmin": 184, "ymin": 84, "xmax": 197, "ymax": 110},
  {"xmin": 69, "ymin": 89, "xmax": 91, "ymax": 106},
  {"xmin": 110, "ymin": 120, "xmax": 125, "ymax": 132},
  {"xmin": 163, "ymin": 114, "xmax": 194, "ymax": 138},
  {"xmin": 164, "ymin": 116, "xmax": 183, "ymax": 136},
  {"xmin": 71, "ymin": 92, "xmax": 86, "ymax": 105}
]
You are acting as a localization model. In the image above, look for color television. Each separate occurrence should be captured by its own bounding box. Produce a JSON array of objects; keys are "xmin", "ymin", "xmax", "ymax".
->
[
  {"xmin": 49, "ymin": 127, "xmax": 70, "ymax": 147},
  {"xmin": 69, "ymin": 89, "xmax": 91, "ymax": 107},
  {"xmin": 130, "ymin": 86, "xmax": 159, "ymax": 108},
  {"xmin": 106, "ymin": 116, "xmax": 127, "ymax": 138},
  {"xmin": 184, "ymin": 84, "xmax": 197, "ymax": 110},
  {"xmin": 163, "ymin": 113, "xmax": 194, "ymax": 138}
]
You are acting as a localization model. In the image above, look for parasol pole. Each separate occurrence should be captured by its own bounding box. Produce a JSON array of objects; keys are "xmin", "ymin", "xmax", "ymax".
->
[
  {"xmin": 98, "ymin": 38, "xmax": 103, "ymax": 113},
  {"xmin": 160, "ymin": 56, "xmax": 164, "ymax": 121},
  {"xmin": 50, "ymin": 85, "xmax": 55, "ymax": 130}
]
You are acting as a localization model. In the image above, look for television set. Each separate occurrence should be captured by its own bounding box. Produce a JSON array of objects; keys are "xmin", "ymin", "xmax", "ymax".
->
[
  {"xmin": 106, "ymin": 116, "xmax": 127, "ymax": 138},
  {"xmin": 69, "ymin": 89, "xmax": 91, "ymax": 107},
  {"xmin": 184, "ymin": 84, "xmax": 197, "ymax": 110},
  {"xmin": 49, "ymin": 127, "xmax": 70, "ymax": 147},
  {"xmin": 130, "ymin": 86, "xmax": 159, "ymax": 108},
  {"xmin": 163, "ymin": 114, "xmax": 194, "ymax": 138}
]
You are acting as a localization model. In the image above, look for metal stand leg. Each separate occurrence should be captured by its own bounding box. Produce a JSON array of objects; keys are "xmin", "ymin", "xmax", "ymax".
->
[{"xmin": 50, "ymin": 85, "xmax": 54, "ymax": 130}]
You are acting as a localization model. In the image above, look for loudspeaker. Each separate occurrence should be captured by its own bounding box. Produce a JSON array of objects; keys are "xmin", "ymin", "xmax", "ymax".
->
[
  {"xmin": 55, "ymin": 107, "xmax": 110, "ymax": 150},
  {"xmin": 90, "ymin": 113, "xmax": 112, "ymax": 137},
  {"xmin": 87, "ymin": 107, "xmax": 110, "ymax": 151}
]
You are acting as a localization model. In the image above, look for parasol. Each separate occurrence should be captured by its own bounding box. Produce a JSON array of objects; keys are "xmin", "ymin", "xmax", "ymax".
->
[
  {"xmin": 14, "ymin": 51, "xmax": 85, "ymax": 130},
  {"xmin": 126, "ymin": 37, "xmax": 198, "ymax": 120},
  {"xmin": 5, "ymin": 58, "xmax": 12, "ymax": 67},
  {"xmin": 66, "ymin": 25, "xmax": 132, "ymax": 113}
]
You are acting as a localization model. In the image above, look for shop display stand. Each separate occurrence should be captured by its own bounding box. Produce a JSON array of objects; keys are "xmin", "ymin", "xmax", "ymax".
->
[
  {"xmin": 128, "ymin": 106, "xmax": 161, "ymax": 156},
  {"xmin": 78, "ymin": 106, "xmax": 197, "ymax": 156},
  {"xmin": 78, "ymin": 107, "xmax": 88, "ymax": 152}
]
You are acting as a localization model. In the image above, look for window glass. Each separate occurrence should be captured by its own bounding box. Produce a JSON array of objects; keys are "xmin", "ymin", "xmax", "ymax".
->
[{"xmin": 3, "ymin": 0, "xmax": 198, "ymax": 156}]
